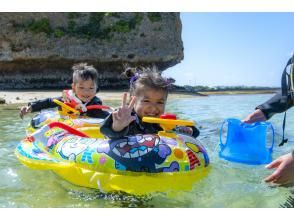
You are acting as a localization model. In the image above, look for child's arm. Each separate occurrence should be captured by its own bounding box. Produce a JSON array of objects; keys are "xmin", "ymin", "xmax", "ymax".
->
[
  {"xmin": 19, "ymin": 97, "xmax": 62, "ymax": 119},
  {"xmin": 19, "ymin": 105, "xmax": 32, "ymax": 119}
]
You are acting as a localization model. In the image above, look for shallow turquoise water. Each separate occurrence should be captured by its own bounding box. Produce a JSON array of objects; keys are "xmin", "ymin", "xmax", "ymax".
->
[{"xmin": 0, "ymin": 94, "xmax": 294, "ymax": 207}]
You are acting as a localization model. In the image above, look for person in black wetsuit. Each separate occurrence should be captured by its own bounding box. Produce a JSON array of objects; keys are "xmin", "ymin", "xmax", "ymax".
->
[
  {"xmin": 243, "ymin": 92, "xmax": 294, "ymax": 185},
  {"xmin": 19, "ymin": 63, "xmax": 109, "ymax": 119},
  {"xmin": 100, "ymin": 66, "xmax": 200, "ymax": 139}
]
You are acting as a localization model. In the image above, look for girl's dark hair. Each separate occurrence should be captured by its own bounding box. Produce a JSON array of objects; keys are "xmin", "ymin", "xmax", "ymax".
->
[
  {"xmin": 122, "ymin": 65, "xmax": 175, "ymax": 96},
  {"xmin": 72, "ymin": 63, "xmax": 98, "ymax": 85}
]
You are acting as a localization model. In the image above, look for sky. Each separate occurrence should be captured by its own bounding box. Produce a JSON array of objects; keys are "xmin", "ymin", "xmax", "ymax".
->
[
  {"xmin": 164, "ymin": 12, "xmax": 294, "ymax": 87},
  {"xmin": 3, "ymin": 1, "xmax": 294, "ymax": 88}
]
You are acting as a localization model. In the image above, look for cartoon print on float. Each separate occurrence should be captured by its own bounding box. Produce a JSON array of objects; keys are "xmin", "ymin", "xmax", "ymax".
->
[
  {"xmin": 46, "ymin": 131, "xmax": 67, "ymax": 152},
  {"xmin": 185, "ymin": 138, "xmax": 210, "ymax": 167},
  {"xmin": 49, "ymin": 132, "xmax": 209, "ymax": 172},
  {"xmin": 49, "ymin": 132, "xmax": 175, "ymax": 170},
  {"xmin": 106, "ymin": 134, "xmax": 179, "ymax": 172},
  {"xmin": 56, "ymin": 137, "xmax": 96, "ymax": 161}
]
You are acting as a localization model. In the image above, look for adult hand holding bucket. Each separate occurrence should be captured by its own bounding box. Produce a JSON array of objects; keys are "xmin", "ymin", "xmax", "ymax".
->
[{"xmin": 219, "ymin": 118, "xmax": 274, "ymax": 165}]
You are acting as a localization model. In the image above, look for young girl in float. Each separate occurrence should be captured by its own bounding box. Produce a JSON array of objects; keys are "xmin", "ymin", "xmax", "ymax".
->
[
  {"xmin": 100, "ymin": 66, "xmax": 200, "ymax": 138},
  {"xmin": 19, "ymin": 63, "xmax": 109, "ymax": 119}
]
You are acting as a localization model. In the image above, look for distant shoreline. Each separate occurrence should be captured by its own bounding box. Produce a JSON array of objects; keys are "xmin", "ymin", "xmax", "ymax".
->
[
  {"xmin": 0, "ymin": 89, "xmax": 278, "ymax": 106},
  {"xmin": 197, "ymin": 89, "xmax": 278, "ymax": 96},
  {"xmin": 169, "ymin": 89, "xmax": 278, "ymax": 96}
]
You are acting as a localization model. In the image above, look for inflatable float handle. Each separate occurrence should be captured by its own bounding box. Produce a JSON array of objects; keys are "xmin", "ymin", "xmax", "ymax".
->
[
  {"xmin": 48, "ymin": 122, "xmax": 89, "ymax": 137},
  {"xmin": 53, "ymin": 99, "xmax": 80, "ymax": 116},
  {"xmin": 142, "ymin": 116, "xmax": 194, "ymax": 131},
  {"xmin": 54, "ymin": 99, "xmax": 112, "ymax": 115},
  {"xmin": 142, "ymin": 114, "xmax": 194, "ymax": 138},
  {"xmin": 86, "ymin": 105, "xmax": 112, "ymax": 111}
]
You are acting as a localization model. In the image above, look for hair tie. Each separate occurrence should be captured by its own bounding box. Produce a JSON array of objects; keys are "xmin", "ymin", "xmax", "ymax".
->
[
  {"xmin": 129, "ymin": 72, "xmax": 141, "ymax": 85},
  {"xmin": 165, "ymin": 77, "xmax": 175, "ymax": 87}
]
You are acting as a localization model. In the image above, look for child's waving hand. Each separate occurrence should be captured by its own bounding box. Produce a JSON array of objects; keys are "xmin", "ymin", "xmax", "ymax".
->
[{"xmin": 112, "ymin": 93, "xmax": 136, "ymax": 132}]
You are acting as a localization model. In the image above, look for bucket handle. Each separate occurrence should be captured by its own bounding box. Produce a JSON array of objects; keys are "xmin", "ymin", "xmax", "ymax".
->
[
  {"xmin": 267, "ymin": 123, "xmax": 275, "ymax": 152},
  {"xmin": 219, "ymin": 119, "xmax": 228, "ymax": 150},
  {"xmin": 252, "ymin": 121, "xmax": 275, "ymax": 152}
]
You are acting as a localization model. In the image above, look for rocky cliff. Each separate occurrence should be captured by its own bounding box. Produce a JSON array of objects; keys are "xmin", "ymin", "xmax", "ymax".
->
[{"xmin": 0, "ymin": 12, "xmax": 183, "ymax": 89}]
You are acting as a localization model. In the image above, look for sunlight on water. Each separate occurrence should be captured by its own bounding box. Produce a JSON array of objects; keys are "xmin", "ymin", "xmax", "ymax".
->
[{"xmin": 0, "ymin": 94, "xmax": 294, "ymax": 207}]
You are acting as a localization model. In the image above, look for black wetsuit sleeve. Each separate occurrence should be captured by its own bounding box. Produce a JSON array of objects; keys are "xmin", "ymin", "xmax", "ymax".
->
[
  {"xmin": 85, "ymin": 96, "xmax": 110, "ymax": 119},
  {"xmin": 86, "ymin": 110, "xmax": 110, "ymax": 119},
  {"xmin": 256, "ymin": 92, "xmax": 294, "ymax": 119},
  {"xmin": 191, "ymin": 126, "xmax": 200, "ymax": 138},
  {"xmin": 100, "ymin": 114, "xmax": 129, "ymax": 139},
  {"xmin": 28, "ymin": 96, "xmax": 62, "ymax": 112},
  {"xmin": 89, "ymin": 96, "xmax": 103, "ymax": 105}
]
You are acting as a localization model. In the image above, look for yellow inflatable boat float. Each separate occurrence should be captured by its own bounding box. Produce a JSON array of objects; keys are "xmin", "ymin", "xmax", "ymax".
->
[
  {"xmin": 26, "ymin": 99, "xmax": 111, "ymax": 135},
  {"xmin": 16, "ymin": 113, "xmax": 210, "ymax": 195}
]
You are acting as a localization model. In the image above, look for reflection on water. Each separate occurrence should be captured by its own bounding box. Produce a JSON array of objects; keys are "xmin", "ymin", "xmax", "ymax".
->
[{"xmin": 0, "ymin": 94, "xmax": 294, "ymax": 207}]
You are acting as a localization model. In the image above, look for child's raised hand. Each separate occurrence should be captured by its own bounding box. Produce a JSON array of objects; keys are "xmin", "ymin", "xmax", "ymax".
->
[
  {"xmin": 19, "ymin": 105, "xmax": 32, "ymax": 119},
  {"xmin": 112, "ymin": 93, "xmax": 136, "ymax": 132}
]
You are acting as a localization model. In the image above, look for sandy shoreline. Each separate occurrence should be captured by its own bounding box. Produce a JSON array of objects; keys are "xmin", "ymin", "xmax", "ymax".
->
[
  {"xmin": 0, "ymin": 89, "xmax": 277, "ymax": 106},
  {"xmin": 0, "ymin": 90, "xmax": 122, "ymax": 104},
  {"xmin": 0, "ymin": 90, "xmax": 204, "ymax": 106}
]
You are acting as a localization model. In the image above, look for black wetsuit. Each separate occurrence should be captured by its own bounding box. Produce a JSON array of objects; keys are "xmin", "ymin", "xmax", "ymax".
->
[
  {"xmin": 100, "ymin": 111, "xmax": 200, "ymax": 139},
  {"xmin": 28, "ymin": 96, "xmax": 109, "ymax": 119},
  {"xmin": 256, "ymin": 92, "xmax": 294, "ymax": 119}
]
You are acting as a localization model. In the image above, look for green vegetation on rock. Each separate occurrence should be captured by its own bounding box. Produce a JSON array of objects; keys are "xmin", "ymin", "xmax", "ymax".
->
[
  {"xmin": 26, "ymin": 18, "xmax": 52, "ymax": 35},
  {"xmin": 112, "ymin": 20, "xmax": 130, "ymax": 33},
  {"xmin": 19, "ymin": 13, "xmax": 153, "ymax": 40},
  {"xmin": 54, "ymin": 28, "xmax": 65, "ymax": 38},
  {"xmin": 130, "ymin": 13, "xmax": 143, "ymax": 28},
  {"xmin": 66, "ymin": 12, "xmax": 143, "ymax": 39},
  {"xmin": 147, "ymin": 13, "xmax": 162, "ymax": 22},
  {"xmin": 67, "ymin": 12, "xmax": 80, "ymax": 19}
]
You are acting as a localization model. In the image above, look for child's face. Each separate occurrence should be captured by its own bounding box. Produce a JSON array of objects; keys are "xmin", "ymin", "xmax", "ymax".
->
[
  {"xmin": 134, "ymin": 89, "xmax": 167, "ymax": 118},
  {"xmin": 72, "ymin": 79, "xmax": 97, "ymax": 103}
]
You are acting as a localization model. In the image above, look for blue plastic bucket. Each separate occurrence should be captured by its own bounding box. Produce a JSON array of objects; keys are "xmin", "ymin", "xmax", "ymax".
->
[{"xmin": 219, "ymin": 118, "xmax": 274, "ymax": 165}]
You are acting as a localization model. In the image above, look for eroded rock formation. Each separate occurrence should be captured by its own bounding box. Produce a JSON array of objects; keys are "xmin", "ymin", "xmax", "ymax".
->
[{"xmin": 0, "ymin": 12, "xmax": 183, "ymax": 89}]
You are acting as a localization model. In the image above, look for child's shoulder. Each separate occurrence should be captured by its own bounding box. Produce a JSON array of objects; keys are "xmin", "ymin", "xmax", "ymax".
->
[{"xmin": 91, "ymin": 96, "xmax": 102, "ymax": 104}]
